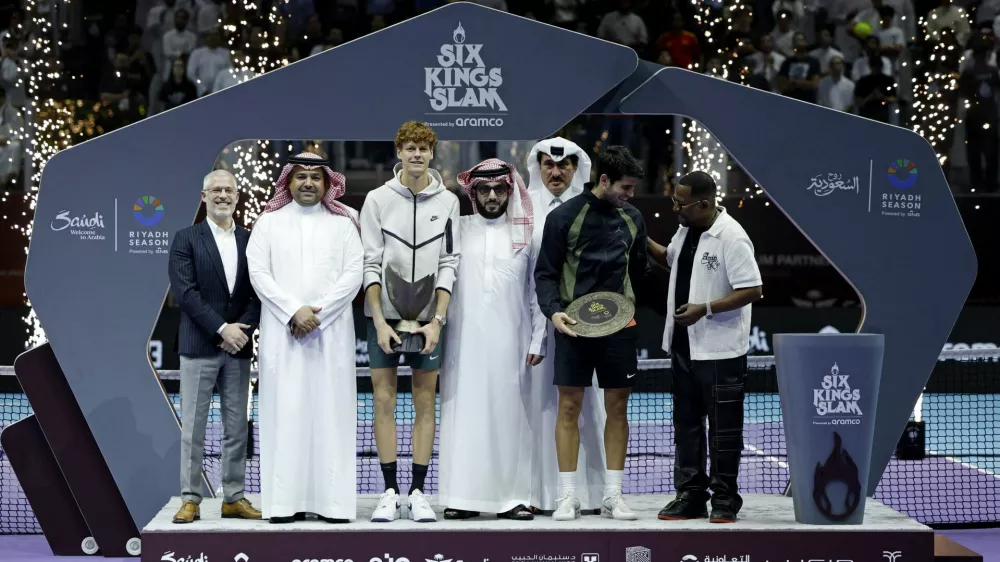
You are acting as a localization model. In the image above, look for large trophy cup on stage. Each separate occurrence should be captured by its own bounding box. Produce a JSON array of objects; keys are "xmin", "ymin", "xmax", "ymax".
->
[{"xmin": 384, "ymin": 266, "xmax": 437, "ymax": 354}]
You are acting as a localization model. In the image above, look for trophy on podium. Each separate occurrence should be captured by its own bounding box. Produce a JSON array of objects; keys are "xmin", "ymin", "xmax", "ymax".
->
[{"xmin": 384, "ymin": 266, "xmax": 437, "ymax": 354}]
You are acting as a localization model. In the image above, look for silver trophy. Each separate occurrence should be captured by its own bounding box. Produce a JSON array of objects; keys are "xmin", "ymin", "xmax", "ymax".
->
[{"xmin": 384, "ymin": 266, "xmax": 436, "ymax": 354}]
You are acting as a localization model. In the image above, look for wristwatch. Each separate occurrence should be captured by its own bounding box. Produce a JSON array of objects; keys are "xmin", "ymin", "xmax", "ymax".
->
[
  {"xmin": 433, "ymin": 314, "xmax": 447, "ymax": 327},
  {"xmin": 705, "ymin": 302, "xmax": 714, "ymax": 320}
]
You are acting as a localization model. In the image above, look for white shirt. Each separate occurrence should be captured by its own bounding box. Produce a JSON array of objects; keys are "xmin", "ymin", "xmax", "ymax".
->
[
  {"xmin": 809, "ymin": 46, "xmax": 845, "ymax": 74},
  {"xmin": 208, "ymin": 218, "xmax": 238, "ymax": 332},
  {"xmin": 819, "ymin": 75, "xmax": 855, "ymax": 111},
  {"xmin": 212, "ymin": 67, "xmax": 254, "ymax": 93},
  {"xmin": 851, "ymin": 55, "xmax": 895, "ymax": 81},
  {"xmin": 749, "ymin": 50, "xmax": 786, "ymax": 83},
  {"xmin": 186, "ymin": 46, "xmax": 231, "ymax": 96},
  {"xmin": 161, "ymin": 28, "xmax": 198, "ymax": 77},
  {"xmin": 596, "ymin": 11, "xmax": 649, "ymax": 47},
  {"xmin": 194, "ymin": 0, "xmax": 225, "ymax": 34},
  {"xmin": 539, "ymin": 186, "xmax": 574, "ymax": 209},
  {"xmin": 662, "ymin": 207, "xmax": 763, "ymax": 360}
]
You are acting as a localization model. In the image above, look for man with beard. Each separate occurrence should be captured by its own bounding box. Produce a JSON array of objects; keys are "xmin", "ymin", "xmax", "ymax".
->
[
  {"xmin": 437, "ymin": 159, "xmax": 546, "ymax": 521},
  {"xmin": 361, "ymin": 121, "xmax": 460, "ymax": 523},
  {"xmin": 246, "ymin": 152, "xmax": 363, "ymax": 523},
  {"xmin": 648, "ymin": 170, "xmax": 762, "ymax": 524},
  {"xmin": 524, "ymin": 137, "xmax": 607, "ymax": 516},
  {"xmin": 168, "ymin": 169, "xmax": 261, "ymax": 524},
  {"xmin": 534, "ymin": 145, "xmax": 652, "ymax": 521}
]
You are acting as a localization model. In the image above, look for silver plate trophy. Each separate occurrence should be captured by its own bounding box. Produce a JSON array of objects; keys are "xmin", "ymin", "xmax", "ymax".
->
[{"xmin": 384, "ymin": 266, "xmax": 436, "ymax": 354}]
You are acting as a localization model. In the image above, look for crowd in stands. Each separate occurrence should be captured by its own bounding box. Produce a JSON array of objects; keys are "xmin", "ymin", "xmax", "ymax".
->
[{"xmin": 0, "ymin": 0, "xmax": 997, "ymax": 193}]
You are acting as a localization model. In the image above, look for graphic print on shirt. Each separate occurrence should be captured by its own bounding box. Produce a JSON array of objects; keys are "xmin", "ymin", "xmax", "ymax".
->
[{"xmin": 701, "ymin": 252, "xmax": 720, "ymax": 271}]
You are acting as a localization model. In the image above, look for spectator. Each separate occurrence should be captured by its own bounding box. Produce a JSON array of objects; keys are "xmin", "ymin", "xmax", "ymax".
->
[
  {"xmin": 770, "ymin": 9, "xmax": 797, "ymax": 57},
  {"xmin": 100, "ymin": 53, "xmax": 140, "ymax": 112},
  {"xmin": 0, "ymin": 36, "xmax": 22, "ymax": 106},
  {"xmin": 290, "ymin": 14, "xmax": 323, "ymax": 62},
  {"xmin": 0, "ymin": 10, "xmax": 25, "ymax": 44},
  {"xmin": 211, "ymin": 49, "xmax": 255, "ymax": 93},
  {"xmin": 549, "ymin": 0, "xmax": 583, "ymax": 31},
  {"xmin": 960, "ymin": 25, "xmax": 997, "ymax": 71},
  {"xmin": 850, "ymin": 35, "xmax": 894, "ymax": 82},
  {"xmin": 748, "ymin": 34, "xmax": 786, "ymax": 87},
  {"xmin": 159, "ymin": 57, "xmax": 198, "ymax": 110},
  {"xmin": 772, "ymin": 0, "xmax": 806, "ymax": 23},
  {"xmin": 874, "ymin": 6, "xmax": 905, "ymax": 67},
  {"xmin": 853, "ymin": 49, "xmax": 897, "ymax": 122},
  {"xmin": 0, "ymin": 88, "xmax": 22, "ymax": 186},
  {"xmin": 926, "ymin": 0, "xmax": 971, "ymax": 46},
  {"xmin": 959, "ymin": 33, "xmax": 1000, "ymax": 192},
  {"xmin": 187, "ymin": 27, "xmax": 230, "ymax": 96},
  {"xmin": 777, "ymin": 32, "xmax": 822, "ymax": 102},
  {"xmin": 655, "ymin": 12, "xmax": 702, "ymax": 70},
  {"xmin": 809, "ymin": 25, "xmax": 845, "ymax": 75},
  {"xmin": 310, "ymin": 28, "xmax": 344, "ymax": 57},
  {"xmin": 597, "ymin": 0, "xmax": 649, "ymax": 54},
  {"xmin": 161, "ymin": 9, "xmax": 198, "ymax": 79},
  {"xmin": 194, "ymin": 0, "xmax": 227, "ymax": 35},
  {"xmin": 724, "ymin": 8, "xmax": 756, "ymax": 59},
  {"xmin": 818, "ymin": 56, "xmax": 855, "ymax": 111}
]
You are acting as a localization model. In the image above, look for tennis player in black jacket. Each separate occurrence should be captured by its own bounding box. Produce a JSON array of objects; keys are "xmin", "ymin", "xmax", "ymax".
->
[{"xmin": 534, "ymin": 145, "xmax": 653, "ymax": 521}]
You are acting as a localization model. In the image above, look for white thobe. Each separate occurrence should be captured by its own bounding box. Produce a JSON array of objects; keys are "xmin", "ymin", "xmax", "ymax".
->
[
  {"xmin": 527, "ymin": 187, "xmax": 608, "ymax": 511},
  {"xmin": 439, "ymin": 214, "xmax": 546, "ymax": 513},
  {"xmin": 246, "ymin": 201, "xmax": 362, "ymax": 520}
]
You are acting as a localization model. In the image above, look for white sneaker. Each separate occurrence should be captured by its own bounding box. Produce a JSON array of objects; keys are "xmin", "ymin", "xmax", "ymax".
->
[
  {"xmin": 371, "ymin": 489, "xmax": 399, "ymax": 522},
  {"xmin": 602, "ymin": 492, "xmax": 638, "ymax": 520},
  {"xmin": 408, "ymin": 490, "xmax": 437, "ymax": 522},
  {"xmin": 552, "ymin": 494, "xmax": 581, "ymax": 521}
]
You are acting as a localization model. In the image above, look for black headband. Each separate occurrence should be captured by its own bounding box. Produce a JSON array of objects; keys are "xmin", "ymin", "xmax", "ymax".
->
[
  {"xmin": 287, "ymin": 155, "xmax": 330, "ymax": 167},
  {"xmin": 469, "ymin": 164, "xmax": 510, "ymax": 178}
]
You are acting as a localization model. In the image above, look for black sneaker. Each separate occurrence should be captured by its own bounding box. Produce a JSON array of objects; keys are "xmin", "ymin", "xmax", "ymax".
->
[
  {"xmin": 657, "ymin": 497, "xmax": 708, "ymax": 520},
  {"xmin": 709, "ymin": 506, "xmax": 737, "ymax": 523}
]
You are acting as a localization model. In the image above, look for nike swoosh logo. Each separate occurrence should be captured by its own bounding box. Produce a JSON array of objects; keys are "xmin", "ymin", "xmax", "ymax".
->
[
  {"xmin": 430, "ymin": 355, "xmax": 439, "ymax": 360},
  {"xmin": 626, "ymin": 373, "xmax": 636, "ymax": 379}
]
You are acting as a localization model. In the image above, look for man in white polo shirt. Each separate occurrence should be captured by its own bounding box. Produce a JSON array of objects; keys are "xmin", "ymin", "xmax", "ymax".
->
[{"xmin": 647, "ymin": 170, "xmax": 763, "ymax": 524}]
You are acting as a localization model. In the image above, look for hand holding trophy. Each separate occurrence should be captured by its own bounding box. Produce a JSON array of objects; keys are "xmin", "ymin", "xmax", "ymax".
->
[{"xmin": 384, "ymin": 266, "xmax": 437, "ymax": 354}]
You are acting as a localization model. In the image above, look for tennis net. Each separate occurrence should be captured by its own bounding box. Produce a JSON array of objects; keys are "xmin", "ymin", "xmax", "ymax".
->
[{"xmin": 0, "ymin": 348, "xmax": 996, "ymax": 533}]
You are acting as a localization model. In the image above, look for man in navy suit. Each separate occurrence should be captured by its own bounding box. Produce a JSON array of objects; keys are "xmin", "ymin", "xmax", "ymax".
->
[{"xmin": 167, "ymin": 169, "xmax": 262, "ymax": 524}]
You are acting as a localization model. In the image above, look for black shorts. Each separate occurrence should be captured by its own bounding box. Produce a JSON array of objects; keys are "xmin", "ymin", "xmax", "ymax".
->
[{"xmin": 553, "ymin": 326, "xmax": 638, "ymax": 389}]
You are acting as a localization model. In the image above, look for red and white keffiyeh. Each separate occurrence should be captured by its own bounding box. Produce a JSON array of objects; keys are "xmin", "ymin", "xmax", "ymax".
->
[
  {"xmin": 456, "ymin": 158, "xmax": 534, "ymax": 251},
  {"xmin": 262, "ymin": 151, "xmax": 359, "ymax": 232}
]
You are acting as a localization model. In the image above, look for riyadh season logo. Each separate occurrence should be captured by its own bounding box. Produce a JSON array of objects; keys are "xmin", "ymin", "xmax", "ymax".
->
[
  {"xmin": 127, "ymin": 195, "xmax": 170, "ymax": 256},
  {"xmin": 812, "ymin": 363, "xmax": 862, "ymax": 426},
  {"xmin": 424, "ymin": 22, "xmax": 506, "ymax": 128},
  {"xmin": 881, "ymin": 159, "xmax": 921, "ymax": 218}
]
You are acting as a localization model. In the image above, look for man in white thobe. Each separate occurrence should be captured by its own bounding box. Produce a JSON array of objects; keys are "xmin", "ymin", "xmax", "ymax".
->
[
  {"xmin": 246, "ymin": 152, "xmax": 363, "ymax": 523},
  {"xmin": 525, "ymin": 138, "xmax": 607, "ymax": 514},
  {"xmin": 438, "ymin": 159, "xmax": 546, "ymax": 521}
]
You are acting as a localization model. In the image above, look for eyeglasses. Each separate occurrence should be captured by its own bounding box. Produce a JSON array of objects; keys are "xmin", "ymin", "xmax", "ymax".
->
[{"xmin": 204, "ymin": 187, "xmax": 237, "ymax": 196}]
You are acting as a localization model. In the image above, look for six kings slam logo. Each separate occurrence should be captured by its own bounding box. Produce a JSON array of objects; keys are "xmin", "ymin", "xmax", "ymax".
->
[{"xmin": 424, "ymin": 22, "xmax": 506, "ymax": 128}]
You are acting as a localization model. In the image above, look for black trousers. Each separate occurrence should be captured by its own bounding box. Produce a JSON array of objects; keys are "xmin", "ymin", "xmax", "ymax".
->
[{"xmin": 671, "ymin": 350, "xmax": 748, "ymax": 512}]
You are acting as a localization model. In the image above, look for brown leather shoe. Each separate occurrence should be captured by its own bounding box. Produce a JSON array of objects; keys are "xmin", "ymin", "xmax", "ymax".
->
[
  {"xmin": 172, "ymin": 501, "xmax": 200, "ymax": 524},
  {"xmin": 222, "ymin": 498, "xmax": 262, "ymax": 520}
]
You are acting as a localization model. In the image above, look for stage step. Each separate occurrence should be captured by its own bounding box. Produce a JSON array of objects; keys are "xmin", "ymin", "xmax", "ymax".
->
[
  {"xmin": 934, "ymin": 535, "xmax": 983, "ymax": 562},
  {"xmin": 141, "ymin": 494, "xmax": 939, "ymax": 562}
]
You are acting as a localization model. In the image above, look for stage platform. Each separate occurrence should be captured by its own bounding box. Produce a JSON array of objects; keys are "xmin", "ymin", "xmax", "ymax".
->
[{"xmin": 140, "ymin": 494, "xmax": 936, "ymax": 562}]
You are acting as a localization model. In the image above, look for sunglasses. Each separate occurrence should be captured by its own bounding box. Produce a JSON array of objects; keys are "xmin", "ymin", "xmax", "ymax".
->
[
  {"xmin": 475, "ymin": 185, "xmax": 510, "ymax": 196},
  {"xmin": 671, "ymin": 197, "xmax": 706, "ymax": 210}
]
